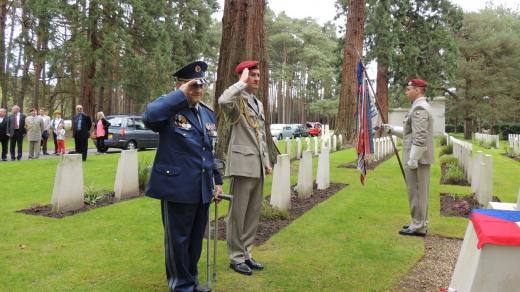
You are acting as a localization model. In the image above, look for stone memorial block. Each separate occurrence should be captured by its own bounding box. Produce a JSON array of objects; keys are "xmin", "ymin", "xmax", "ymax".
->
[
  {"xmin": 338, "ymin": 134, "xmax": 343, "ymax": 149},
  {"xmin": 296, "ymin": 138, "xmax": 302, "ymax": 159},
  {"xmin": 317, "ymin": 147, "xmax": 330, "ymax": 190},
  {"xmin": 285, "ymin": 137, "xmax": 291, "ymax": 157},
  {"xmin": 51, "ymin": 154, "xmax": 85, "ymax": 212},
  {"xmin": 374, "ymin": 138, "xmax": 379, "ymax": 161},
  {"xmin": 114, "ymin": 149, "xmax": 140, "ymax": 200},
  {"xmin": 471, "ymin": 151, "xmax": 483, "ymax": 194},
  {"xmin": 270, "ymin": 154, "xmax": 291, "ymax": 211},
  {"xmin": 332, "ymin": 135, "xmax": 337, "ymax": 152},
  {"xmin": 305, "ymin": 137, "xmax": 311, "ymax": 151},
  {"xmin": 313, "ymin": 137, "xmax": 319, "ymax": 156},
  {"xmin": 296, "ymin": 150, "xmax": 313, "ymax": 199}
]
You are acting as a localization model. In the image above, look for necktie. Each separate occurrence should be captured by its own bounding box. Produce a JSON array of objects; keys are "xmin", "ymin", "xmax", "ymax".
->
[{"xmin": 191, "ymin": 107, "xmax": 201, "ymax": 127}]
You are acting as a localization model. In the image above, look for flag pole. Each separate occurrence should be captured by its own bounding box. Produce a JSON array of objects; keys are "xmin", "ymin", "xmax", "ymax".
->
[{"xmin": 355, "ymin": 49, "xmax": 406, "ymax": 183}]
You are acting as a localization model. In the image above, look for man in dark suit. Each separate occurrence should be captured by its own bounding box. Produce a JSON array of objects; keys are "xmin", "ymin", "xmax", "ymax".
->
[
  {"xmin": 0, "ymin": 108, "xmax": 8, "ymax": 161},
  {"xmin": 6, "ymin": 105, "xmax": 26, "ymax": 160},
  {"xmin": 143, "ymin": 61, "xmax": 223, "ymax": 292},
  {"xmin": 71, "ymin": 105, "xmax": 92, "ymax": 161}
]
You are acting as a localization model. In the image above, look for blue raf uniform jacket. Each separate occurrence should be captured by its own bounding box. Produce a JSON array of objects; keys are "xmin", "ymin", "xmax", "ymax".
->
[{"xmin": 143, "ymin": 89, "xmax": 223, "ymax": 204}]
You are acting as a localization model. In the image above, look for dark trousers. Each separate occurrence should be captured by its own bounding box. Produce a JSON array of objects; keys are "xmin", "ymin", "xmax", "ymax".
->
[
  {"xmin": 52, "ymin": 132, "xmax": 58, "ymax": 154},
  {"xmin": 41, "ymin": 131, "xmax": 49, "ymax": 154},
  {"xmin": 161, "ymin": 200, "xmax": 209, "ymax": 292},
  {"xmin": 74, "ymin": 136, "xmax": 88, "ymax": 161},
  {"xmin": 0, "ymin": 137, "xmax": 8, "ymax": 160},
  {"xmin": 9, "ymin": 130, "xmax": 23, "ymax": 160},
  {"xmin": 96, "ymin": 137, "xmax": 105, "ymax": 152}
]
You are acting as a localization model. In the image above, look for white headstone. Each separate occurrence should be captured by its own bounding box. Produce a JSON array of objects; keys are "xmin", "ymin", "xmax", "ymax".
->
[
  {"xmin": 374, "ymin": 138, "xmax": 379, "ymax": 161},
  {"xmin": 479, "ymin": 154, "xmax": 493, "ymax": 206},
  {"xmin": 332, "ymin": 135, "xmax": 337, "ymax": 152},
  {"xmin": 270, "ymin": 154, "xmax": 291, "ymax": 211},
  {"xmin": 338, "ymin": 134, "xmax": 343, "ymax": 149},
  {"xmin": 317, "ymin": 147, "xmax": 330, "ymax": 190},
  {"xmin": 305, "ymin": 137, "xmax": 311, "ymax": 151},
  {"xmin": 313, "ymin": 137, "xmax": 319, "ymax": 156},
  {"xmin": 471, "ymin": 151, "xmax": 483, "ymax": 194},
  {"xmin": 296, "ymin": 150, "xmax": 313, "ymax": 198},
  {"xmin": 285, "ymin": 138, "xmax": 291, "ymax": 157},
  {"xmin": 114, "ymin": 150, "xmax": 140, "ymax": 200},
  {"xmin": 296, "ymin": 138, "xmax": 302, "ymax": 159},
  {"xmin": 517, "ymin": 186, "xmax": 520, "ymax": 210},
  {"xmin": 51, "ymin": 154, "xmax": 85, "ymax": 212}
]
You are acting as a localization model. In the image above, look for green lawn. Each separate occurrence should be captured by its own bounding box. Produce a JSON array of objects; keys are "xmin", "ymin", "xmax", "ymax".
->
[{"xmin": 1, "ymin": 136, "xmax": 518, "ymax": 290}]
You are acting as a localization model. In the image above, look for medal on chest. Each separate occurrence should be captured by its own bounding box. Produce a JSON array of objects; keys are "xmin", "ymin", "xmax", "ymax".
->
[
  {"xmin": 205, "ymin": 123, "xmax": 217, "ymax": 137},
  {"xmin": 174, "ymin": 114, "xmax": 192, "ymax": 130}
]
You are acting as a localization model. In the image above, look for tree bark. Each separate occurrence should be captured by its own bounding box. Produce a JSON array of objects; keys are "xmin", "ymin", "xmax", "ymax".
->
[
  {"xmin": 213, "ymin": 0, "xmax": 278, "ymax": 164},
  {"xmin": 376, "ymin": 61, "xmax": 389, "ymax": 122},
  {"xmin": 80, "ymin": 0, "xmax": 99, "ymax": 119},
  {"xmin": 336, "ymin": 0, "xmax": 365, "ymax": 143},
  {"xmin": 0, "ymin": 2, "xmax": 7, "ymax": 108}
]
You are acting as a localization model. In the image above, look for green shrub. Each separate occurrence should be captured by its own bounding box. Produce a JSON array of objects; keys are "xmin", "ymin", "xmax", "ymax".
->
[
  {"xmin": 138, "ymin": 158, "xmax": 152, "ymax": 191},
  {"xmin": 440, "ymin": 154, "xmax": 458, "ymax": 166},
  {"xmin": 260, "ymin": 200, "xmax": 289, "ymax": 220},
  {"xmin": 439, "ymin": 144, "xmax": 453, "ymax": 157},
  {"xmin": 438, "ymin": 135, "xmax": 447, "ymax": 146},
  {"xmin": 445, "ymin": 163, "xmax": 465, "ymax": 182},
  {"xmin": 84, "ymin": 185, "xmax": 107, "ymax": 205}
]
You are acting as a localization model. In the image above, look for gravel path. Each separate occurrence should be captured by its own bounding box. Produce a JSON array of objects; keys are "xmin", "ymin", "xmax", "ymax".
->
[{"xmin": 395, "ymin": 236, "xmax": 463, "ymax": 291}]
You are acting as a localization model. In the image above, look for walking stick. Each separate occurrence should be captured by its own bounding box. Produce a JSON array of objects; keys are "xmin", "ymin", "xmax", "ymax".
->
[
  {"xmin": 205, "ymin": 194, "xmax": 233, "ymax": 289},
  {"xmin": 355, "ymin": 49, "xmax": 407, "ymax": 183}
]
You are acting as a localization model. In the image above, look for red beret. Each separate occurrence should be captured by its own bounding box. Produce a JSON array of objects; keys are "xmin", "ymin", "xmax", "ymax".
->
[
  {"xmin": 407, "ymin": 79, "xmax": 427, "ymax": 87},
  {"xmin": 235, "ymin": 60, "xmax": 259, "ymax": 74}
]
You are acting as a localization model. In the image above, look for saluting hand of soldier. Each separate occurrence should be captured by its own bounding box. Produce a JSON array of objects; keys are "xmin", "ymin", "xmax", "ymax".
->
[
  {"xmin": 239, "ymin": 68, "xmax": 249, "ymax": 83},
  {"xmin": 179, "ymin": 79, "xmax": 199, "ymax": 97}
]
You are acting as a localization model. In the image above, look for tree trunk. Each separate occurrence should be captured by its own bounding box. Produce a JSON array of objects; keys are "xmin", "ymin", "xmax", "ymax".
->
[
  {"xmin": 19, "ymin": 2, "xmax": 32, "ymax": 112},
  {"xmin": 80, "ymin": 0, "xmax": 99, "ymax": 119},
  {"xmin": 336, "ymin": 0, "xmax": 365, "ymax": 144},
  {"xmin": 213, "ymin": 0, "xmax": 278, "ymax": 164},
  {"xmin": 0, "ymin": 2, "xmax": 7, "ymax": 108},
  {"xmin": 463, "ymin": 117, "xmax": 473, "ymax": 140},
  {"xmin": 376, "ymin": 61, "xmax": 389, "ymax": 123}
]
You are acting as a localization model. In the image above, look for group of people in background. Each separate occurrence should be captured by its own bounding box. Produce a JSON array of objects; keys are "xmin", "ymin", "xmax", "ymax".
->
[{"xmin": 0, "ymin": 104, "xmax": 110, "ymax": 162}]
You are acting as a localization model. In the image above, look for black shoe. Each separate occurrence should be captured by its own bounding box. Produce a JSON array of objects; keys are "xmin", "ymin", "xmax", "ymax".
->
[
  {"xmin": 403, "ymin": 224, "xmax": 409, "ymax": 229},
  {"xmin": 230, "ymin": 262, "xmax": 252, "ymax": 275},
  {"xmin": 194, "ymin": 284, "xmax": 211, "ymax": 292},
  {"xmin": 43, "ymin": 153, "xmax": 49, "ymax": 155},
  {"xmin": 398, "ymin": 228, "xmax": 426, "ymax": 237},
  {"xmin": 245, "ymin": 258, "xmax": 264, "ymax": 270}
]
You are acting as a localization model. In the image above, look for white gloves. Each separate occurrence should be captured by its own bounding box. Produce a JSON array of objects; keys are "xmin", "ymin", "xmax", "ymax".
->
[
  {"xmin": 407, "ymin": 145, "xmax": 427, "ymax": 169},
  {"xmin": 381, "ymin": 124, "xmax": 403, "ymax": 138}
]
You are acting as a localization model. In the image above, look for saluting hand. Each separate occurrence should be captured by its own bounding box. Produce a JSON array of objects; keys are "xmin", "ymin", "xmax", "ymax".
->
[
  {"xmin": 239, "ymin": 68, "xmax": 249, "ymax": 83},
  {"xmin": 179, "ymin": 79, "xmax": 198, "ymax": 96}
]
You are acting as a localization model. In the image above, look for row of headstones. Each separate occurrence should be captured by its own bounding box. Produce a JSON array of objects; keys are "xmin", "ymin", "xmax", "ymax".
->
[
  {"xmin": 450, "ymin": 136, "xmax": 473, "ymax": 183},
  {"xmin": 373, "ymin": 136, "xmax": 397, "ymax": 161},
  {"xmin": 449, "ymin": 136, "xmax": 494, "ymax": 206},
  {"xmin": 270, "ymin": 147, "xmax": 330, "ymax": 211},
  {"xmin": 51, "ymin": 150, "xmax": 140, "ymax": 212},
  {"xmin": 273, "ymin": 134, "xmax": 343, "ymax": 159},
  {"xmin": 508, "ymin": 134, "xmax": 520, "ymax": 154},
  {"xmin": 474, "ymin": 132, "xmax": 500, "ymax": 148}
]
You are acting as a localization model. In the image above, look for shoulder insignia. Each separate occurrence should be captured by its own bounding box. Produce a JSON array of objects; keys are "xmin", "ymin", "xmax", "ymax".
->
[{"xmin": 199, "ymin": 101, "xmax": 214, "ymax": 112}]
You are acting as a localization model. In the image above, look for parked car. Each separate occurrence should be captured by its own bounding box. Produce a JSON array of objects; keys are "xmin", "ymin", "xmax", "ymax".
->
[
  {"xmin": 278, "ymin": 124, "xmax": 309, "ymax": 139},
  {"xmin": 92, "ymin": 115, "xmax": 159, "ymax": 152},
  {"xmin": 307, "ymin": 122, "xmax": 322, "ymax": 137},
  {"xmin": 270, "ymin": 124, "xmax": 285, "ymax": 138}
]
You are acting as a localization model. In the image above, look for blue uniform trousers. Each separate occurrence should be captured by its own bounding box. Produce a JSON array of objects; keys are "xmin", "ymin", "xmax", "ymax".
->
[{"xmin": 161, "ymin": 200, "xmax": 209, "ymax": 292}]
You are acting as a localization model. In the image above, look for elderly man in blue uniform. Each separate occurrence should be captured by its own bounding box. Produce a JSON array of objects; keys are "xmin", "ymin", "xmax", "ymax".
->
[{"xmin": 143, "ymin": 61, "xmax": 223, "ymax": 292}]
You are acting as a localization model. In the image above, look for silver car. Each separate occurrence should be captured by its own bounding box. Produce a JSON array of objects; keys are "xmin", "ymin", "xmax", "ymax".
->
[{"xmin": 94, "ymin": 115, "xmax": 159, "ymax": 152}]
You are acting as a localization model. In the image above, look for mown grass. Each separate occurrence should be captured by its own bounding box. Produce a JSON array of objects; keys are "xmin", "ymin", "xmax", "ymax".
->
[{"xmin": 0, "ymin": 135, "xmax": 517, "ymax": 291}]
